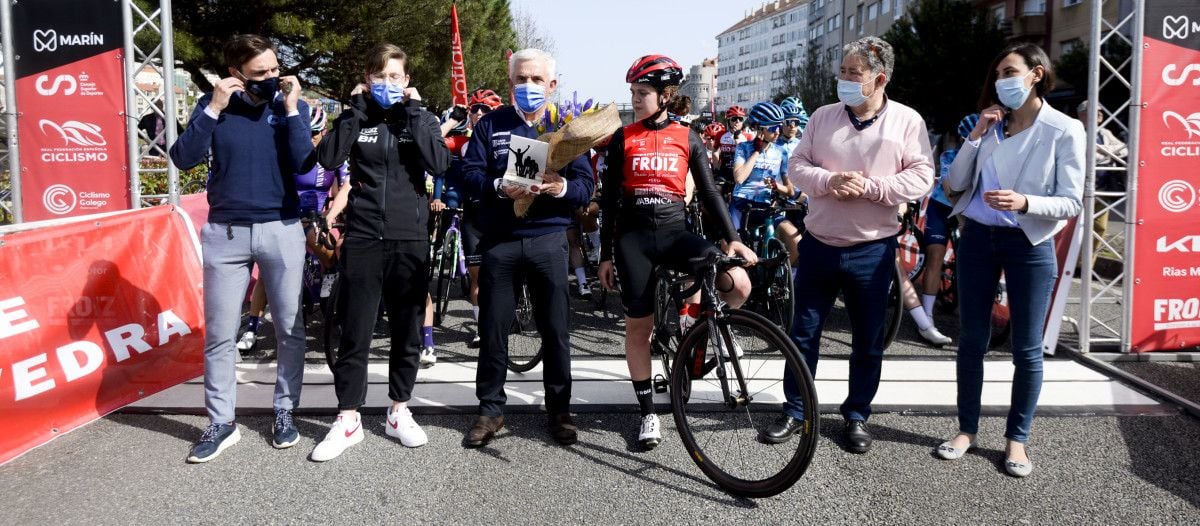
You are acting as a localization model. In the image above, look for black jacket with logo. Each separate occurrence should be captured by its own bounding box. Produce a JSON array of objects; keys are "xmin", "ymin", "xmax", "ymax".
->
[{"xmin": 317, "ymin": 94, "xmax": 450, "ymax": 240}]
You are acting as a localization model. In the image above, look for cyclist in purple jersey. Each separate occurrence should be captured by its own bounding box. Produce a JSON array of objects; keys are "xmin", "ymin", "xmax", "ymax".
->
[{"xmin": 238, "ymin": 102, "xmax": 347, "ymax": 353}]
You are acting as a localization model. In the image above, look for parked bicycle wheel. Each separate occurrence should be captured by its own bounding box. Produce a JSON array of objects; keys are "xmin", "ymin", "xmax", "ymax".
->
[
  {"xmin": 505, "ymin": 280, "xmax": 542, "ymax": 373},
  {"xmin": 433, "ymin": 228, "xmax": 460, "ymax": 326},
  {"xmin": 650, "ymin": 268, "xmax": 682, "ymax": 393},
  {"xmin": 670, "ymin": 308, "xmax": 818, "ymax": 498},
  {"xmin": 882, "ymin": 264, "xmax": 905, "ymax": 350},
  {"xmin": 759, "ymin": 239, "xmax": 793, "ymax": 333}
]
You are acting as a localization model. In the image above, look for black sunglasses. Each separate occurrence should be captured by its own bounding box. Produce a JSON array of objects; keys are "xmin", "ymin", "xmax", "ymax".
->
[{"xmin": 470, "ymin": 104, "xmax": 494, "ymax": 114}]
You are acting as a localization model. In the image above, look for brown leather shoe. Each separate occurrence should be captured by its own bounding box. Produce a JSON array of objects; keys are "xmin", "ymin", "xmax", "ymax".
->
[
  {"xmin": 464, "ymin": 415, "xmax": 504, "ymax": 448},
  {"xmin": 549, "ymin": 412, "xmax": 578, "ymax": 445}
]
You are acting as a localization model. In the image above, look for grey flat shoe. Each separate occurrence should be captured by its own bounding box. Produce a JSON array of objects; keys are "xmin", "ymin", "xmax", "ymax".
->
[
  {"xmin": 935, "ymin": 436, "xmax": 977, "ymax": 460},
  {"xmin": 1005, "ymin": 458, "xmax": 1034, "ymax": 477}
]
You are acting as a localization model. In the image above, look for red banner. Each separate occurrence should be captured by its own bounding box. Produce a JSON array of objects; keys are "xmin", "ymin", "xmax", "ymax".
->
[
  {"xmin": 0, "ymin": 206, "xmax": 205, "ymax": 465},
  {"xmin": 11, "ymin": 0, "xmax": 131, "ymax": 221},
  {"xmin": 450, "ymin": 3, "xmax": 469, "ymax": 107},
  {"xmin": 1131, "ymin": 0, "xmax": 1200, "ymax": 351}
]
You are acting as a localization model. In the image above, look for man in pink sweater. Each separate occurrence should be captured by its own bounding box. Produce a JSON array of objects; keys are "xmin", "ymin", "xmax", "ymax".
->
[{"xmin": 762, "ymin": 37, "xmax": 934, "ymax": 454}]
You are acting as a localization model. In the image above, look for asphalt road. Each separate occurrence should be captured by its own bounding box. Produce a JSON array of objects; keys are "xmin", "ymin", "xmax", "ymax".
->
[{"xmin": 2, "ymin": 282, "xmax": 1198, "ymax": 523}]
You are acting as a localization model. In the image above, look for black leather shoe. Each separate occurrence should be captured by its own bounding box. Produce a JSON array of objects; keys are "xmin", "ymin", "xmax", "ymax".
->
[
  {"xmin": 549, "ymin": 412, "xmax": 578, "ymax": 445},
  {"xmin": 842, "ymin": 420, "xmax": 872, "ymax": 454},
  {"xmin": 464, "ymin": 415, "xmax": 504, "ymax": 448},
  {"xmin": 762, "ymin": 414, "xmax": 804, "ymax": 444}
]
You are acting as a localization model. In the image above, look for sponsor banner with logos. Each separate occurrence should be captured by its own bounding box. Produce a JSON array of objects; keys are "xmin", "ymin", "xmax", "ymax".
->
[
  {"xmin": 0, "ymin": 206, "xmax": 205, "ymax": 466},
  {"xmin": 1131, "ymin": 0, "xmax": 1200, "ymax": 351},
  {"xmin": 11, "ymin": 0, "xmax": 129, "ymax": 221}
]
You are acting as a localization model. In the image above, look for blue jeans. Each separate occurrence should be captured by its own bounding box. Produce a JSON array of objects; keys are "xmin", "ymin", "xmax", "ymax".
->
[
  {"xmin": 783, "ymin": 235, "xmax": 896, "ymax": 422},
  {"xmin": 955, "ymin": 220, "xmax": 1057, "ymax": 443}
]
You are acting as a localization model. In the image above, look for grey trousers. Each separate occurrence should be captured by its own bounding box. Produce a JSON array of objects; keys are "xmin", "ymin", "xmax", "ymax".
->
[{"xmin": 200, "ymin": 220, "xmax": 306, "ymax": 424}]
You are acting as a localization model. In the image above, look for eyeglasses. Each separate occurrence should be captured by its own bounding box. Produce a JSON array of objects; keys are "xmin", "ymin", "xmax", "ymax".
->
[
  {"xmin": 368, "ymin": 73, "xmax": 406, "ymax": 83},
  {"xmin": 784, "ymin": 119, "xmax": 801, "ymax": 126},
  {"xmin": 470, "ymin": 104, "xmax": 494, "ymax": 114}
]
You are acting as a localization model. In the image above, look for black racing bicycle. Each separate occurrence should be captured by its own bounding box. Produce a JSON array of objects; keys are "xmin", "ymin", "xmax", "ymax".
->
[{"xmin": 657, "ymin": 252, "xmax": 819, "ymax": 498}]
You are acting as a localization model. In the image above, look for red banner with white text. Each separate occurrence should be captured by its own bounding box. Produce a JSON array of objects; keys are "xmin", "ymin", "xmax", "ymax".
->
[
  {"xmin": 11, "ymin": 0, "xmax": 130, "ymax": 221},
  {"xmin": 1131, "ymin": 0, "xmax": 1200, "ymax": 351},
  {"xmin": 450, "ymin": 3, "xmax": 469, "ymax": 107},
  {"xmin": 0, "ymin": 207, "xmax": 205, "ymax": 465}
]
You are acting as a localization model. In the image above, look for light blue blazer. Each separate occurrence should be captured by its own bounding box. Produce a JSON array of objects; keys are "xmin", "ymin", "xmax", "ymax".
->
[{"xmin": 944, "ymin": 102, "xmax": 1087, "ymax": 245}]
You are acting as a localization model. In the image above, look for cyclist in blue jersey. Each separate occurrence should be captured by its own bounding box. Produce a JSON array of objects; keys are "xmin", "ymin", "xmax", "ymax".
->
[
  {"xmin": 777, "ymin": 96, "xmax": 807, "ymax": 152},
  {"xmin": 729, "ymin": 102, "xmax": 790, "ymax": 231},
  {"xmin": 237, "ymin": 103, "xmax": 349, "ymax": 353},
  {"xmin": 919, "ymin": 113, "xmax": 978, "ymax": 319}
]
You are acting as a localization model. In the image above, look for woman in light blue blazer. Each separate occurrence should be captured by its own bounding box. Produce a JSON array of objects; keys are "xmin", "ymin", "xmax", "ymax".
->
[{"xmin": 936, "ymin": 43, "xmax": 1086, "ymax": 477}]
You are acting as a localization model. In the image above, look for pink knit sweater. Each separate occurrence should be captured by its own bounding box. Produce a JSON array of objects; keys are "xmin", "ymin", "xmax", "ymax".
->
[{"xmin": 788, "ymin": 99, "xmax": 935, "ymax": 247}]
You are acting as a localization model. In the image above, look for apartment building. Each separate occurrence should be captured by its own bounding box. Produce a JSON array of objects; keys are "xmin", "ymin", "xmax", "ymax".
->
[{"xmin": 714, "ymin": 0, "xmax": 811, "ymax": 113}]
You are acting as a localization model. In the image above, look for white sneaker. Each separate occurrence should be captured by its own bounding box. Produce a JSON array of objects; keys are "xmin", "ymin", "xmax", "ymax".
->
[
  {"xmin": 419, "ymin": 346, "xmax": 437, "ymax": 367},
  {"xmin": 918, "ymin": 326, "xmax": 952, "ymax": 347},
  {"xmin": 310, "ymin": 414, "xmax": 364, "ymax": 462},
  {"xmin": 639, "ymin": 414, "xmax": 662, "ymax": 449},
  {"xmin": 385, "ymin": 406, "xmax": 428, "ymax": 447},
  {"xmin": 236, "ymin": 331, "xmax": 257, "ymax": 352}
]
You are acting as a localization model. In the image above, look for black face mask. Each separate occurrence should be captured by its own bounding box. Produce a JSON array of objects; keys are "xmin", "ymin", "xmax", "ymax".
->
[{"xmin": 242, "ymin": 76, "xmax": 279, "ymax": 101}]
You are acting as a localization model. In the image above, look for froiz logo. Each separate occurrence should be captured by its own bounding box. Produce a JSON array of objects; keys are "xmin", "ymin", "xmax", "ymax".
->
[
  {"xmin": 32, "ymin": 29, "xmax": 57, "ymax": 52},
  {"xmin": 1163, "ymin": 15, "xmax": 1197, "ymax": 40},
  {"xmin": 38, "ymin": 119, "xmax": 107, "ymax": 147},
  {"xmin": 1163, "ymin": 111, "xmax": 1200, "ymax": 139},
  {"xmin": 35, "ymin": 74, "xmax": 77, "ymax": 96}
]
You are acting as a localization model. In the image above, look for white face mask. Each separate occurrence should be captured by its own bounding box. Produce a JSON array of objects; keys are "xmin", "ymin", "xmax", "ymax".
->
[
  {"xmin": 995, "ymin": 71, "xmax": 1035, "ymax": 110},
  {"xmin": 837, "ymin": 78, "xmax": 869, "ymax": 107}
]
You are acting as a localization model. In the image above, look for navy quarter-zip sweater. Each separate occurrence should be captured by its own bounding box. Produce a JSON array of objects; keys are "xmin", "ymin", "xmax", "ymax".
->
[
  {"xmin": 461, "ymin": 105, "xmax": 594, "ymax": 239},
  {"xmin": 170, "ymin": 93, "xmax": 313, "ymax": 223}
]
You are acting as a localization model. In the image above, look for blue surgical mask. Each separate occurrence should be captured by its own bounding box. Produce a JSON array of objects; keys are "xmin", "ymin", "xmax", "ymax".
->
[
  {"xmin": 995, "ymin": 71, "xmax": 1034, "ymax": 110},
  {"xmin": 837, "ymin": 79, "xmax": 869, "ymax": 108},
  {"xmin": 371, "ymin": 81, "xmax": 406, "ymax": 109},
  {"xmin": 514, "ymin": 83, "xmax": 546, "ymax": 114}
]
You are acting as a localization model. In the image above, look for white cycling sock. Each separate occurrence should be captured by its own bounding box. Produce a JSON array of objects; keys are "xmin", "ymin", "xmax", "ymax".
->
[
  {"xmin": 921, "ymin": 294, "xmax": 937, "ymax": 318},
  {"xmin": 574, "ymin": 267, "xmax": 587, "ymax": 289},
  {"xmin": 472, "ymin": 306, "xmax": 479, "ymax": 322},
  {"xmin": 586, "ymin": 231, "xmax": 600, "ymax": 249},
  {"xmin": 908, "ymin": 307, "xmax": 934, "ymax": 331}
]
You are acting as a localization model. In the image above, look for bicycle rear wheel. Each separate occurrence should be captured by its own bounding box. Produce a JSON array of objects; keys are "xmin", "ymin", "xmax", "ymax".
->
[
  {"xmin": 650, "ymin": 271, "xmax": 681, "ymax": 393},
  {"xmin": 761, "ymin": 238, "xmax": 794, "ymax": 334},
  {"xmin": 882, "ymin": 264, "xmax": 904, "ymax": 350},
  {"xmin": 670, "ymin": 309, "xmax": 819, "ymax": 498},
  {"xmin": 434, "ymin": 229, "xmax": 460, "ymax": 326},
  {"xmin": 505, "ymin": 281, "xmax": 542, "ymax": 373}
]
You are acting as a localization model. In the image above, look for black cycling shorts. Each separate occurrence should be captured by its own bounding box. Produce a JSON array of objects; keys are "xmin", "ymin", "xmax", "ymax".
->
[{"xmin": 614, "ymin": 225, "xmax": 722, "ymax": 318}]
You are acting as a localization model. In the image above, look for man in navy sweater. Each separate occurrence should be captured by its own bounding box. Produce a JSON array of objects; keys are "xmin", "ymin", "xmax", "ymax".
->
[
  {"xmin": 169, "ymin": 34, "xmax": 313, "ymax": 463},
  {"xmin": 461, "ymin": 48, "xmax": 594, "ymax": 447}
]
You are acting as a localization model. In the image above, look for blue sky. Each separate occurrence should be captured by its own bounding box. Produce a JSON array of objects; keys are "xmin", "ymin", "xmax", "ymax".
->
[{"xmin": 508, "ymin": 0, "xmax": 772, "ymax": 105}]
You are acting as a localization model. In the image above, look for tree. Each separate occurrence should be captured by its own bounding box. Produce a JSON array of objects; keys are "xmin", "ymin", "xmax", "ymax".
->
[
  {"xmin": 160, "ymin": 0, "xmax": 517, "ymax": 111},
  {"xmin": 772, "ymin": 48, "xmax": 803, "ymax": 102},
  {"xmin": 882, "ymin": 0, "xmax": 1007, "ymax": 135},
  {"xmin": 1055, "ymin": 38, "xmax": 1133, "ymax": 129},
  {"xmin": 796, "ymin": 43, "xmax": 836, "ymax": 110}
]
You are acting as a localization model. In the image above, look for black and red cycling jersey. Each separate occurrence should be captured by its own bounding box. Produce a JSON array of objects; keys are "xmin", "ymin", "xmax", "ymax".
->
[{"xmin": 599, "ymin": 116, "xmax": 738, "ymax": 262}]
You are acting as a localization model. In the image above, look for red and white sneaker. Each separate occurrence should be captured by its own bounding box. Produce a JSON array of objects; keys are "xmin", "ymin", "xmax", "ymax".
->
[
  {"xmin": 385, "ymin": 406, "xmax": 428, "ymax": 447},
  {"xmin": 310, "ymin": 414, "xmax": 364, "ymax": 462}
]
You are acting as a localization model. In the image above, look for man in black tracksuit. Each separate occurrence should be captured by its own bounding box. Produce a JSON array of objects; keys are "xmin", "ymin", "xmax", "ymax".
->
[
  {"xmin": 460, "ymin": 50, "xmax": 595, "ymax": 447},
  {"xmin": 315, "ymin": 88, "xmax": 448, "ymax": 433}
]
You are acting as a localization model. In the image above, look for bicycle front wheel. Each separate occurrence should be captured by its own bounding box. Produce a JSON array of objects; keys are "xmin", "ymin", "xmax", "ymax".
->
[
  {"xmin": 505, "ymin": 282, "xmax": 543, "ymax": 373},
  {"xmin": 434, "ymin": 229, "xmax": 460, "ymax": 326},
  {"xmin": 762, "ymin": 238, "xmax": 794, "ymax": 334},
  {"xmin": 670, "ymin": 308, "xmax": 819, "ymax": 498}
]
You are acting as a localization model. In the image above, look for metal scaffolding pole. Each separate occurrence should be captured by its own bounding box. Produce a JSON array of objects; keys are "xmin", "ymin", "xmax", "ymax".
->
[
  {"xmin": 1, "ymin": 0, "xmax": 23, "ymax": 224},
  {"xmin": 123, "ymin": 0, "xmax": 178, "ymax": 209}
]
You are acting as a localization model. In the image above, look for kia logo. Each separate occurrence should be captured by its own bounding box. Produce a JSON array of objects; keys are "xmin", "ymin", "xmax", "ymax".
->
[
  {"xmin": 38, "ymin": 119, "xmax": 107, "ymax": 147},
  {"xmin": 32, "ymin": 29, "xmax": 57, "ymax": 52},
  {"xmin": 1163, "ymin": 15, "xmax": 1197, "ymax": 40},
  {"xmin": 1163, "ymin": 111, "xmax": 1200, "ymax": 139},
  {"xmin": 1158, "ymin": 179, "xmax": 1197, "ymax": 214},
  {"xmin": 42, "ymin": 184, "xmax": 77, "ymax": 215},
  {"xmin": 35, "ymin": 74, "xmax": 77, "ymax": 96}
]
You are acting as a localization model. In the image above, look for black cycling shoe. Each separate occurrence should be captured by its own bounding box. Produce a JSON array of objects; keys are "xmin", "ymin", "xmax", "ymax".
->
[{"xmin": 761, "ymin": 414, "xmax": 804, "ymax": 444}]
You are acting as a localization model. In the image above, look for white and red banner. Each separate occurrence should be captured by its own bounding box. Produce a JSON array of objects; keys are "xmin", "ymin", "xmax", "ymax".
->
[
  {"xmin": 11, "ymin": 0, "xmax": 130, "ymax": 221},
  {"xmin": 449, "ymin": 3, "xmax": 469, "ymax": 107},
  {"xmin": 1131, "ymin": 0, "xmax": 1200, "ymax": 351},
  {"xmin": 0, "ymin": 206, "xmax": 205, "ymax": 465}
]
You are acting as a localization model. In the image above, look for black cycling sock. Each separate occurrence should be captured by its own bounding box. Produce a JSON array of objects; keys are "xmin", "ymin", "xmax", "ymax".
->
[
  {"xmin": 247, "ymin": 316, "xmax": 261, "ymax": 333},
  {"xmin": 632, "ymin": 379, "xmax": 655, "ymax": 417}
]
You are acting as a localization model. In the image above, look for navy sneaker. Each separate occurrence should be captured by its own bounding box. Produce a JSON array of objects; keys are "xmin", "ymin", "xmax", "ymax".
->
[
  {"xmin": 187, "ymin": 422, "xmax": 241, "ymax": 463},
  {"xmin": 272, "ymin": 409, "xmax": 300, "ymax": 449}
]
